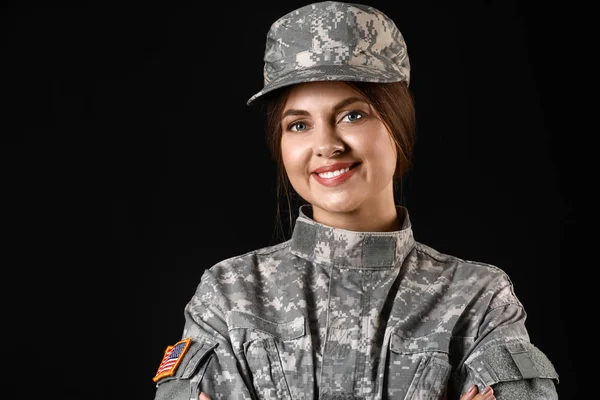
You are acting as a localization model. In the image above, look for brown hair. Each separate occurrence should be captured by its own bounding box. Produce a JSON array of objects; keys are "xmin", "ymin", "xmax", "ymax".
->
[{"xmin": 260, "ymin": 81, "xmax": 417, "ymax": 243}]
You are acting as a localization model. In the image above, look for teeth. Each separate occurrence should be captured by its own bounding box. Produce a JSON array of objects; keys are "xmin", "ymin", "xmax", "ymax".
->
[{"xmin": 318, "ymin": 167, "xmax": 350, "ymax": 178}]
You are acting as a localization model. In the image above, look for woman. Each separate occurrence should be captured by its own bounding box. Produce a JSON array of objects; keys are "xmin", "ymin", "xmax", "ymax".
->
[{"xmin": 151, "ymin": 2, "xmax": 559, "ymax": 399}]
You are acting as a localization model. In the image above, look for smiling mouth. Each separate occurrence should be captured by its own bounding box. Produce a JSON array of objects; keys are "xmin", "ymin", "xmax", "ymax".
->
[{"xmin": 313, "ymin": 162, "xmax": 360, "ymax": 178}]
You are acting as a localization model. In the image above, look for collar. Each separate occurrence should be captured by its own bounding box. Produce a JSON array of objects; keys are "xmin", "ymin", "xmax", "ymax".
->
[{"xmin": 290, "ymin": 204, "xmax": 415, "ymax": 269}]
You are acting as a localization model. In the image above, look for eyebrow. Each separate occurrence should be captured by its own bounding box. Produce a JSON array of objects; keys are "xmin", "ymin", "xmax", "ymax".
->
[{"xmin": 281, "ymin": 96, "xmax": 368, "ymax": 119}]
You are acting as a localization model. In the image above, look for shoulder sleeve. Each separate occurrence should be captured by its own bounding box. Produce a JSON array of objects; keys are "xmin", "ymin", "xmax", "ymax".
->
[
  {"xmin": 153, "ymin": 269, "xmax": 256, "ymax": 400},
  {"xmin": 152, "ymin": 338, "xmax": 218, "ymax": 400},
  {"xmin": 489, "ymin": 377, "xmax": 560, "ymax": 399},
  {"xmin": 459, "ymin": 273, "xmax": 559, "ymax": 398}
]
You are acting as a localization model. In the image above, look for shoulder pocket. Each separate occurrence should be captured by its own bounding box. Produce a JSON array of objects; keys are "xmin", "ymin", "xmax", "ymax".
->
[
  {"xmin": 465, "ymin": 340, "xmax": 559, "ymax": 387},
  {"xmin": 154, "ymin": 339, "xmax": 218, "ymax": 384}
]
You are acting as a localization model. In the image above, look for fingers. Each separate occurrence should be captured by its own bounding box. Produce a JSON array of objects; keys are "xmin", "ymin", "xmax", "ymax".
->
[
  {"xmin": 460, "ymin": 384, "xmax": 478, "ymax": 399},
  {"xmin": 460, "ymin": 385, "xmax": 496, "ymax": 400},
  {"xmin": 199, "ymin": 393, "xmax": 211, "ymax": 400}
]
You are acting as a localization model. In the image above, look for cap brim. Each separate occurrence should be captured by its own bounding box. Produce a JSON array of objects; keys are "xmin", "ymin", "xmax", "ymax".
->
[{"xmin": 246, "ymin": 64, "xmax": 408, "ymax": 105}]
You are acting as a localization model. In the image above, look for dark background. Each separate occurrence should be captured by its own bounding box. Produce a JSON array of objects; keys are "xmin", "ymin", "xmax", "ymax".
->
[{"xmin": 3, "ymin": 1, "xmax": 584, "ymax": 399}]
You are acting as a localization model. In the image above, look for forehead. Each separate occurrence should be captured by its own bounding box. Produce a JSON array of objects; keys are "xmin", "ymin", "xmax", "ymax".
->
[{"xmin": 283, "ymin": 81, "xmax": 364, "ymax": 109}]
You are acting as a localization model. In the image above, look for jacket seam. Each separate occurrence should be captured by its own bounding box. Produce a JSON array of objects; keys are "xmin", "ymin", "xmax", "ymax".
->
[
  {"xmin": 202, "ymin": 240, "xmax": 291, "ymax": 270},
  {"xmin": 486, "ymin": 300, "xmax": 523, "ymax": 314}
]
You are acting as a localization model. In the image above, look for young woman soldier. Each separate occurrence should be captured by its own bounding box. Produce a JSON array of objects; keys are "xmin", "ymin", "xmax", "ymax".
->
[{"xmin": 152, "ymin": 2, "xmax": 560, "ymax": 399}]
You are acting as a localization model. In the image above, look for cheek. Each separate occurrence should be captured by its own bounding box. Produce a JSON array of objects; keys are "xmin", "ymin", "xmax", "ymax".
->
[
  {"xmin": 281, "ymin": 138, "xmax": 310, "ymax": 173},
  {"xmin": 365, "ymin": 136, "xmax": 398, "ymax": 174},
  {"xmin": 348, "ymin": 133, "xmax": 389, "ymax": 161},
  {"xmin": 380, "ymin": 142, "xmax": 397, "ymax": 167}
]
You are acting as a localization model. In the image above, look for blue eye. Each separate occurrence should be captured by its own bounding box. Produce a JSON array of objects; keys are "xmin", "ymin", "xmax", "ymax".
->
[
  {"xmin": 342, "ymin": 111, "xmax": 363, "ymax": 122},
  {"xmin": 289, "ymin": 122, "xmax": 308, "ymax": 132}
]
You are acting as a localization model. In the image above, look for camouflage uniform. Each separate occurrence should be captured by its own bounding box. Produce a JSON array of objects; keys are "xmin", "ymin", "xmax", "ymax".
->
[
  {"xmin": 152, "ymin": 205, "xmax": 559, "ymax": 399},
  {"xmin": 153, "ymin": 2, "xmax": 559, "ymax": 398}
]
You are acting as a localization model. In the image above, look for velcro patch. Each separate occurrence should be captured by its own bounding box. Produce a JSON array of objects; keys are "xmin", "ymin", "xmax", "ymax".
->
[
  {"xmin": 510, "ymin": 350, "xmax": 539, "ymax": 379},
  {"xmin": 152, "ymin": 338, "xmax": 192, "ymax": 382}
]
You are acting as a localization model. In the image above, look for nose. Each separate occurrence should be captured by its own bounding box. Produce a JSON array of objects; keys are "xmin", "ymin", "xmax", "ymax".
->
[{"xmin": 313, "ymin": 122, "xmax": 346, "ymax": 157}]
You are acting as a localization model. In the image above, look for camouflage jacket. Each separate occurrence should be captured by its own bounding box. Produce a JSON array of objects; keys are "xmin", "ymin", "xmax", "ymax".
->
[{"xmin": 152, "ymin": 205, "xmax": 559, "ymax": 399}]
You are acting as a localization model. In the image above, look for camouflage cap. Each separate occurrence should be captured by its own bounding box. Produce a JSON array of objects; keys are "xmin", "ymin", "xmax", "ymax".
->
[{"xmin": 247, "ymin": 1, "xmax": 410, "ymax": 105}]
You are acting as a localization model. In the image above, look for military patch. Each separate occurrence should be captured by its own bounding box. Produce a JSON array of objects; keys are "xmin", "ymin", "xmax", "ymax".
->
[{"xmin": 152, "ymin": 338, "xmax": 192, "ymax": 382}]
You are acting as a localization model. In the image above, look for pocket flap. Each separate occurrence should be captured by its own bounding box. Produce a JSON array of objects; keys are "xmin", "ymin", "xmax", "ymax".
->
[
  {"xmin": 466, "ymin": 340, "xmax": 559, "ymax": 386},
  {"xmin": 390, "ymin": 331, "xmax": 450, "ymax": 354},
  {"xmin": 179, "ymin": 340, "xmax": 218, "ymax": 379},
  {"xmin": 227, "ymin": 311, "xmax": 305, "ymax": 341}
]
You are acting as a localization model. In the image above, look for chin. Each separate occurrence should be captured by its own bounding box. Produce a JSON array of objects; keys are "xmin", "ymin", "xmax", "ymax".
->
[{"xmin": 315, "ymin": 198, "xmax": 363, "ymax": 215}]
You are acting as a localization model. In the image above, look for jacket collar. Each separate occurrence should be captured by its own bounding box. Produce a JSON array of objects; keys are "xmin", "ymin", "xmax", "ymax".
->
[{"xmin": 290, "ymin": 204, "xmax": 415, "ymax": 269}]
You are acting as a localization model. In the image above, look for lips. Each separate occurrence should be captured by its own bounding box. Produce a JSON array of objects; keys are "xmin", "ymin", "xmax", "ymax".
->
[
  {"xmin": 312, "ymin": 162, "xmax": 360, "ymax": 174},
  {"xmin": 312, "ymin": 162, "xmax": 360, "ymax": 187}
]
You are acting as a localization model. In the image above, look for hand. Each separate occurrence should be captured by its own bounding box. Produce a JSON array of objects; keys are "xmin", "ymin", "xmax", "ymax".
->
[
  {"xmin": 199, "ymin": 393, "xmax": 211, "ymax": 400},
  {"xmin": 460, "ymin": 385, "xmax": 496, "ymax": 400}
]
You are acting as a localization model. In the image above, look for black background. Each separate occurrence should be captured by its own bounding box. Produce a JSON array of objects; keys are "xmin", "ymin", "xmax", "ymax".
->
[{"xmin": 3, "ymin": 1, "xmax": 584, "ymax": 399}]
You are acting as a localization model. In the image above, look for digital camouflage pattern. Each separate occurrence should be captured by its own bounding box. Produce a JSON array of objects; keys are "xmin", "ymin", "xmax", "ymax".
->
[
  {"xmin": 153, "ymin": 205, "xmax": 559, "ymax": 399},
  {"xmin": 247, "ymin": 1, "xmax": 411, "ymax": 105}
]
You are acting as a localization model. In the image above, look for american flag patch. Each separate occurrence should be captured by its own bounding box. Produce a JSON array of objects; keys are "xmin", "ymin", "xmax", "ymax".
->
[{"xmin": 152, "ymin": 338, "xmax": 192, "ymax": 382}]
